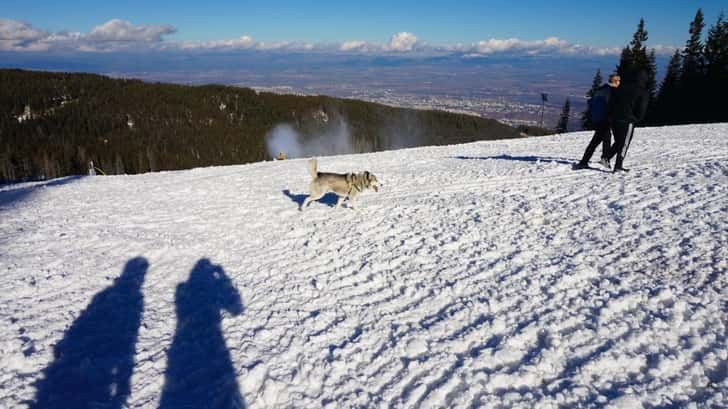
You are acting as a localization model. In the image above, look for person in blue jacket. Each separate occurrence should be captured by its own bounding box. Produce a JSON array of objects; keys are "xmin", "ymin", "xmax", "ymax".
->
[{"xmin": 575, "ymin": 73, "xmax": 621, "ymax": 169}]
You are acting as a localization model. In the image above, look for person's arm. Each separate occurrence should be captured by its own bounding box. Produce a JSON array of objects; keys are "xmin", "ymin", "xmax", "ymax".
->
[{"xmin": 606, "ymin": 88, "xmax": 617, "ymax": 123}]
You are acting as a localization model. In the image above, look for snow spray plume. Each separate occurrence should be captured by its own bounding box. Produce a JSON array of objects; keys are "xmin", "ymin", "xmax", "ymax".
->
[
  {"xmin": 265, "ymin": 119, "xmax": 354, "ymax": 159},
  {"xmin": 378, "ymin": 110, "xmax": 424, "ymax": 150}
]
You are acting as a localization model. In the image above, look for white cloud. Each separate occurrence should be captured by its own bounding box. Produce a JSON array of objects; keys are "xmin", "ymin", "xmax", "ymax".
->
[
  {"xmin": 252, "ymin": 41, "xmax": 325, "ymax": 52},
  {"xmin": 255, "ymin": 40, "xmax": 291, "ymax": 50},
  {"xmin": 181, "ymin": 35, "xmax": 254, "ymax": 50},
  {"xmin": 474, "ymin": 36, "xmax": 570, "ymax": 54},
  {"xmin": 0, "ymin": 19, "xmax": 677, "ymax": 57},
  {"xmin": 340, "ymin": 40, "xmax": 368, "ymax": 52},
  {"xmin": 475, "ymin": 38, "xmax": 521, "ymax": 53},
  {"xmin": 0, "ymin": 18, "xmax": 175, "ymax": 52},
  {"xmin": 87, "ymin": 19, "xmax": 176, "ymax": 43},
  {"xmin": 0, "ymin": 18, "xmax": 48, "ymax": 41},
  {"xmin": 387, "ymin": 32, "xmax": 418, "ymax": 52},
  {"xmin": 565, "ymin": 45, "xmax": 621, "ymax": 56},
  {"xmin": 463, "ymin": 36, "xmax": 636, "ymax": 57},
  {"xmin": 651, "ymin": 44, "xmax": 679, "ymax": 55},
  {"xmin": 0, "ymin": 19, "xmax": 50, "ymax": 51}
]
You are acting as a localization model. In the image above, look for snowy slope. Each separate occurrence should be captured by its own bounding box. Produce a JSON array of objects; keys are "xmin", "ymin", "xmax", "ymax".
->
[{"xmin": 1, "ymin": 123, "xmax": 726, "ymax": 409}]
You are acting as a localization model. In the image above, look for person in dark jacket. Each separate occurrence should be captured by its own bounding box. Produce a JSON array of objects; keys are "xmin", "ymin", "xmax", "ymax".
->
[
  {"xmin": 575, "ymin": 74, "xmax": 621, "ymax": 169},
  {"xmin": 606, "ymin": 69, "xmax": 650, "ymax": 172}
]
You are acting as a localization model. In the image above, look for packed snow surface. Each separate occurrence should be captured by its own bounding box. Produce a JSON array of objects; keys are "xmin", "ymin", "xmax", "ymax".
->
[{"xmin": 1, "ymin": 123, "xmax": 726, "ymax": 408}]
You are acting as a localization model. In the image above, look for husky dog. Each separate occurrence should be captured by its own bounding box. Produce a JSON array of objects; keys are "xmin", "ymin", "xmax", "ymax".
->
[{"xmin": 301, "ymin": 159, "xmax": 380, "ymax": 210}]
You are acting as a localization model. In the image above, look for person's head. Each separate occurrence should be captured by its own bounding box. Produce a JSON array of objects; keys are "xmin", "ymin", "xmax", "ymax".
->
[{"xmin": 608, "ymin": 74, "xmax": 621, "ymax": 88}]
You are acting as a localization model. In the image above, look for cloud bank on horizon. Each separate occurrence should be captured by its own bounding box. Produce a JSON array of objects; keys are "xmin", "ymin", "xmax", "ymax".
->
[{"xmin": 0, "ymin": 18, "xmax": 678, "ymax": 57}]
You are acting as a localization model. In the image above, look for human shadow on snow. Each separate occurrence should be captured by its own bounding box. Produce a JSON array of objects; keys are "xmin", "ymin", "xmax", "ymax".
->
[
  {"xmin": 282, "ymin": 189, "xmax": 338, "ymax": 209},
  {"xmin": 159, "ymin": 258, "xmax": 246, "ymax": 409},
  {"xmin": 454, "ymin": 154, "xmax": 578, "ymax": 165},
  {"xmin": 455, "ymin": 155, "xmax": 615, "ymax": 173},
  {"xmin": 30, "ymin": 256, "xmax": 149, "ymax": 409},
  {"xmin": 455, "ymin": 154, "xmax": 611, "ymax": 173},
  {"xmin": 0, "ymin": 175, "xmax": 84, "ymax": 214}
]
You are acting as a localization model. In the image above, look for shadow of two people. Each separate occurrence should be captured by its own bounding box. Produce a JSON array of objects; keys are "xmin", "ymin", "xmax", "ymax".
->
[{"xmin": 31, "ymin": 258, "xmax": 245, "ymax": 409}]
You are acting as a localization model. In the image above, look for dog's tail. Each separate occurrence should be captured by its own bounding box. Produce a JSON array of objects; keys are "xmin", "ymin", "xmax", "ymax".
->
[{"xmin": 307, "ymin": 158, "xmax": 318, "ymax": 179}]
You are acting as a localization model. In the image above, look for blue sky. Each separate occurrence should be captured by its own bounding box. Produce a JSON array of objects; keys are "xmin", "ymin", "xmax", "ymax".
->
[{"xmin": 1, "ymin": 0, "xmax": 725, "ymax": 55}]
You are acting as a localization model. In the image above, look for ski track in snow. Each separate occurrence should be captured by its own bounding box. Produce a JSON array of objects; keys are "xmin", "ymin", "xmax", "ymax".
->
[{"xmin": 1, "ymin": 123, "xmax": 727, "ymax": 408}]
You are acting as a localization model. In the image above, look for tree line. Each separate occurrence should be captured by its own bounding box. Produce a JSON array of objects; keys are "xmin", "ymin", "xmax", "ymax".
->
[
  {"xmin": 0, "ymin": 69, "xmax": 523, "ymax": 182},
  {"xmin": 578, "ymin": 8, "xmax": 727, "ymax": 130}
]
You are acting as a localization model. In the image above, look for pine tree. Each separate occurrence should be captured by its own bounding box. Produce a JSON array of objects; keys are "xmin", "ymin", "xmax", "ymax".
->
[
  {"xmin": 644, "ymin": 49, "xmax": 659, "ymax": 123},
  {"xmin": 682, "ymin": 9, "xmax": 706, "ymax": 80},
  {"xmin": 653, "ymin": 50, "xmax": 682, "ymax": 125},
  {"xmin": 617, "ymin": 18, "xmax": 658, "ymax": 118},
  {"xmin": 646, "ymin": 49, "xmax": 658, "ymax": 101},
  {"xmin": 680, "ymin": 9, "xmax": 706, "ymax": 123},
  {"xmin": 617, "ymin": 18, "xmax": 648, "ymax": 75},
  {"xmin": 704, "ymin": 12, "xmax": 728, "ymax": 122},
  {"xmin": 581, "ymin": 69, "xmax": 602, "ymax": 130},
  {"xmin": 556, "ymin": 98, "xmax": 571, "ymax": 133},
  {"xmin": 617, "ymin": 47, "xmax": 633, "ymax": 75},
  {"xmin": 705, "ymin": 12, "xmax": 728, "ymax": 68}
]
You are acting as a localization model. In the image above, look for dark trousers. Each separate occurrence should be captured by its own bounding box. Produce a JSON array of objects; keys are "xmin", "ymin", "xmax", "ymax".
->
[
  {"xmin": 578, "ymin": 124, "xmax": 611, "ymax": 165},
  {"xmin": 608, "ymin": 121, "xmax": 635, "ymax": 169}
]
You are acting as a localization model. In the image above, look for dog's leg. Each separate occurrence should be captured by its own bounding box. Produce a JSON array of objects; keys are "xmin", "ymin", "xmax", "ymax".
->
[
  {"xmin": 335, "ymin": 195, "xmax": 345, "ymax": 208},
  {"xmin": 348, "ymin": 191, "xmax": 358, "ymax": 209},
  {"xmin": 301, "ymin": 194, "xmax": 313, "ymax": 210},
  {"xmin": 302, "ymin": 184, "xmax": 319, "ymax": 210},
  {"xmin": 302, "ymin": 187, "xmax": 326, "ymax": 210},
  {"xmin": 302, "ymin": 194, "xmax": 320, "ymax": 210}
]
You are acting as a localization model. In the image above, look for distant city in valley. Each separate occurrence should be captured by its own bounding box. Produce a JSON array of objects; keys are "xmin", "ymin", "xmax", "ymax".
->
[{"xmin": 248, "ymin": 84, "xmax": 558, "ymax": 129}]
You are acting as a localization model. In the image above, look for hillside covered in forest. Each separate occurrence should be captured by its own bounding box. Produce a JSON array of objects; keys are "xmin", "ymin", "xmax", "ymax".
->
[{"xmin": 0, "ymin": 69, "xmax": 525, "ymax": 182}]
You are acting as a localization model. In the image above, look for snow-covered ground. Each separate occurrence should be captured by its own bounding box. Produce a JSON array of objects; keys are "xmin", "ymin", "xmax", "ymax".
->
[{"xmin": 1, "ymin": 123, "xmax": 726, "ymax": 408}]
